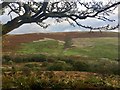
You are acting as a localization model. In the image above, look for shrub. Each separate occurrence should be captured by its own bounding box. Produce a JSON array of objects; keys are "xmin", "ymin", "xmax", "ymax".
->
[
  {"xmin": 72, "ymin": 61, "xmax": 89, "ymax": 71},
  {"xmin": 64, "ymin": 58, "xmax": 75, "ymax": 65},
  {"xmin": 88, "ymin": 59, "xmax": 119, "ymax": 74},
  {"xmin": 47, "ymin": 61, "xmax": 73, "ymax": 71},
  {"xmin": 13, "ymin": 57, "xmax": 26, "ymax": 63},
  {"xmin": 2, "ymin": 55, "xmax": 12, "ymax": 64},
  {"xmin": 7, "ymin": 54, "xmax": 47, "ymax": 63},
  {"xmin": 28, "ymin": 54, "xmax": 47, "ymax": 62}
]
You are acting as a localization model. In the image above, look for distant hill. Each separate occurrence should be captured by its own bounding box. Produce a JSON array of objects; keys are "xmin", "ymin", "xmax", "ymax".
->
[{"xmin": 2, "ymin": 31, "xmax": 118, "ymax": 52}]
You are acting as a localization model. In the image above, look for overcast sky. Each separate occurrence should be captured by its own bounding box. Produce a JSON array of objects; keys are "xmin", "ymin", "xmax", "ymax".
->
[{"xmin": 0, "ymin": 0, "xmax": 119, "ymax": 34}]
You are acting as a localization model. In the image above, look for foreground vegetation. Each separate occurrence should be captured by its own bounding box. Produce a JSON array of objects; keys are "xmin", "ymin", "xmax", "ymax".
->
[
  {"xmin": 2, "ymin": 54, "xmax": 119, "ymax": 74},
  {"xmin": 2, "ymin": 37, "xmax": 119, "ymax": 89},
  {"xmin": 2, "ymin": 71, "xmax": 120, "ymax": 89},
  {"xmin": 2, "ymin": 54, "xmax": 120, "ymax": 89}
]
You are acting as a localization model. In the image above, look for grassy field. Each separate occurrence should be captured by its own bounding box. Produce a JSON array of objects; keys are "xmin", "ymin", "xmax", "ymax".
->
[{"xmin": 17, "ymin": 37, "xmax": 118, "ymax": 60}]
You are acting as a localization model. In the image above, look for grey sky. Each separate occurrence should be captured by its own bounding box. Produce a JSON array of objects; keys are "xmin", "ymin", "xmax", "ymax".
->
[
  {"xmin": 7, "ymin": 14, "xmax": 118, "ymax": 34},
  {"xmin": 0, "ymin": 0, "xmax": 119, "ymax": 34}
]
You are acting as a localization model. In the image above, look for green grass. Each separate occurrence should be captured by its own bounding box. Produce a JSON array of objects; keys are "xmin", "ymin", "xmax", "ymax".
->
[
  {"xmin": 18, "ymin": 40, "xmax": 63, "ymax": 55},
  {"xmin": 65, "ymin": 37, "xmax": 118, "ymax": 60},
  {"xmin": 17, "ymin": 37, "xmax": 118, "ymax": 60}
]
